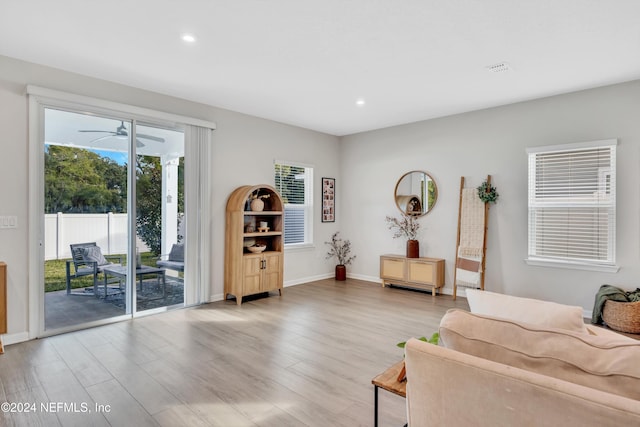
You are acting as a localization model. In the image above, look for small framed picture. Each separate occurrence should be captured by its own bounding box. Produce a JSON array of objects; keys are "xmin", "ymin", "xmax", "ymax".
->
[{"xmin": 322, "ymin": 177, "xmax": 335, "ymax": 223}]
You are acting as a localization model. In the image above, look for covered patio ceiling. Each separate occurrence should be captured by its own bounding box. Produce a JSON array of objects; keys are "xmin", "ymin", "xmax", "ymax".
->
[{"xmin": 44, "ymin": 108, "xmax": 184, "ymax": 158}]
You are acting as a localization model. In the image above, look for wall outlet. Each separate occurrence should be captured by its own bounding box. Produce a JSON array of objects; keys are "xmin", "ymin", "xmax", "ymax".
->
[{"xmin": 0, "ymin": 216, "xmax": 18, "ymax": 229}]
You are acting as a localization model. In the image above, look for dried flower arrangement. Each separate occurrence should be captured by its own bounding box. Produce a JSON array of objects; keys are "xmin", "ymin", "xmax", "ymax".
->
[
  {"xmin": 385, "ymin": 214, "xmax": 420, "ymax": 240},
  {"xmin": 325, "ymin": 232, "xmax": 356, "ymax": 266},
  {"xmin": 250, "ymin": 190, "xmax": 271, "ymax": 200}
]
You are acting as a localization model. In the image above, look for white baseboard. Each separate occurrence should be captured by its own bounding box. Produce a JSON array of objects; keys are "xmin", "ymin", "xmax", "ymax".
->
[
  {"xmin": 2, "ymin": 331, "xmax": 31, "ymax": 347},
  {"xmin": 284, "ymin": 273, "xmax": 333, "ymax": 287}
]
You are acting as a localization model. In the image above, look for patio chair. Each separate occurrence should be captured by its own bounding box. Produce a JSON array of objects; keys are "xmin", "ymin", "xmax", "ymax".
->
[
  {"xmin": 66, "ymin": 242, "xmax": 122, "ymax": 296},
  {"xmin": 156, "ymin": 243, "xmax": 184, "ymax": 273}
]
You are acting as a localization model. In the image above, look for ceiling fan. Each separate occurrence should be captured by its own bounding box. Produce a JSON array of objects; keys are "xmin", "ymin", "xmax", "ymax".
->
[{"xmin": 79, "ymin": 121, "xmax": 165, "ymax": 147}]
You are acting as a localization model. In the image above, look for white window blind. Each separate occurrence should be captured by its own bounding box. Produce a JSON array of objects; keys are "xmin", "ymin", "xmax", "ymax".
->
[
  {"xmin": 274, "ymin": 161, "xmax": 313, "ymax": 246},
  {"xmin": 527, "ymin": 140, "xmax": 617, "ymax": 270}
]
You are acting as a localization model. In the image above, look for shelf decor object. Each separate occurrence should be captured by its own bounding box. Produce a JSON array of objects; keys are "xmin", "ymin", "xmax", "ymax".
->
[{"xmin": 225, "ymin": 185, "xmax": 284, "ymax": 305}]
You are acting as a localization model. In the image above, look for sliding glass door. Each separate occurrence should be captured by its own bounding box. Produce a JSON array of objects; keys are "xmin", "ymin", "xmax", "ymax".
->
[{"xmin": 43, "ymin": 108, "xmax": 185, "ymax": 332}]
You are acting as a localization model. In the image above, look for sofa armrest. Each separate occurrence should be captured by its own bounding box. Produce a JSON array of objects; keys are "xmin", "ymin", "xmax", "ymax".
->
[{"xmin": 105, "ymin": 255, "xmax": 122, "ymax": 264}]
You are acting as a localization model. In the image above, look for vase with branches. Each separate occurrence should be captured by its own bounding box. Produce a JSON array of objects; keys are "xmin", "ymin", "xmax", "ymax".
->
[
  {"xmin": 248, "ymin": 190, "xmax": 271, "ymax": 211},
  {"xmin": 386, "ymin": 214, "xmax": 421, "ymax": 258},
  {"xmin": 325, "ymin": 232, "xmax": 356, "ymax": 281}
]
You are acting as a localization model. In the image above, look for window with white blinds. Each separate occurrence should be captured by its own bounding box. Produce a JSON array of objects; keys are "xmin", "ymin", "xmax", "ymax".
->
[
  {"xmin": 274, "ymin": 161, "xmax": 313, "ymax": 246},
  {"xmin": 527, "ymin": 140, "xmax": 617, "ymax": 271}
]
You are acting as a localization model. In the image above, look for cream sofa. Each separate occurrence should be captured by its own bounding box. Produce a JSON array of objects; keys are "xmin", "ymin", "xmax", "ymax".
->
[{"xmin": 404, "ymin": 291, "xmax": 640, "ymax": 426}]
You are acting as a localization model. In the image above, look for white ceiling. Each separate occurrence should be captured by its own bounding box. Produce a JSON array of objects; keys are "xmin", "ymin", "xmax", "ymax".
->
[{"xmin": 2, "ymin": 1, "xmax": 640, "ymax": 136}]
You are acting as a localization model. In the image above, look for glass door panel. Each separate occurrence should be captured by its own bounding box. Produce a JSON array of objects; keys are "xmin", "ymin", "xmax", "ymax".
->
[
  {"xmin": 134, "ymin": 123, "xmax": 185, "ymax": 312},
  {"xmin": 43, "ymin": 108, "xmax": 132, "ymax": 330}
]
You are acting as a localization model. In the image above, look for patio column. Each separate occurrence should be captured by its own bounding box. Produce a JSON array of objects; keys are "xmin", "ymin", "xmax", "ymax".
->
[{"xmin": 161, "ymin": 155, "xmax": 180, "ymax": 257}]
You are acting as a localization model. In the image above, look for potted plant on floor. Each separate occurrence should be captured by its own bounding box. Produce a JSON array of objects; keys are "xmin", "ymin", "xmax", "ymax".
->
[
  {"xmin": 325, "ymin": 232, "xmax": 356, "ymax": 281},
  {"xmin": 385, "ymin": 213, "xmax": 421, "ymax": 258}
]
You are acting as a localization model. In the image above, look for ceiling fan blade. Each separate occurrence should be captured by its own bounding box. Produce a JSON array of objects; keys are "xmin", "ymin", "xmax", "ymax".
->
[
  {"xmin": 137, "ymin": 133, "xmax": 165, "ymax": 142},
  {"xmin": 79, "ymin": 130, "xmax": 117, "ymax": 134},
  {"xmin": 88, "ymin": 135, "xmax": 115, "ymax": 144}
]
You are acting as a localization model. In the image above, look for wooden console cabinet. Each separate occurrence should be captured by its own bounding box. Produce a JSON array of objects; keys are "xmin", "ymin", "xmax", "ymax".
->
[
  {"xmin": 0, "ymin": 262, "xmax": 6, "ymax": 353},
  {"xmin": 380, "ymin": 254, "xmax": 445, "ymax": 299},
  {"xmin": 225, "ymin": 185, "xmax": 284, "ymax": 305}
]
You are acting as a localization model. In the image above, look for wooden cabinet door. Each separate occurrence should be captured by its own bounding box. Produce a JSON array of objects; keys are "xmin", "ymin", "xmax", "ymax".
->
[
  {"xmin": 262, "ymin": 253, "xmax": 282, "ymax": 292},
  {"xmin": 407, "ymin": 260, "xmax": 434, "ymax": 285},
  {"xmin": 243, "ymin": 255, "xmax": 263, "ymax": 295},
  {"xmin": 381, "ymin": 257, "xmax": 405, "ymax": 280}
]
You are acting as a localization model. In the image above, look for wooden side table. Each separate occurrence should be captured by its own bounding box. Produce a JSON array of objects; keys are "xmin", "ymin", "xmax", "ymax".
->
[{"xmin": 371, "ymin": 360, "xmax": 407, "ymax": 427}]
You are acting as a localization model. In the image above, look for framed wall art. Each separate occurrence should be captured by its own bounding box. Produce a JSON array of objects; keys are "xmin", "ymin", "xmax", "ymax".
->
[{"xmin": 322, "ymin": 177, "xmax": 335, "ymax": 222}]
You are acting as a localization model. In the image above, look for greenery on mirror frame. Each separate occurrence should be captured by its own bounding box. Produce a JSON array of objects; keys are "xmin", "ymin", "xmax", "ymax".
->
[
  {"xmin": 397, "ymin": 332, "xmax": 439, "ymax": 349},
  {"xmin": 477, "ymin": 180, "xmax": 499, "ymax": 204},
  {"xmin": 325, "ymin": 232, "xmax": 356, "ymax": 266},
  {"xmin": 385, "ymin": 213, "xmax": 420, "ymax": 240}
]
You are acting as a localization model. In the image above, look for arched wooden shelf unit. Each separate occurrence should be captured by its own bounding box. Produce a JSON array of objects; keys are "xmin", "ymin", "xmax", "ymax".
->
[{"xmin": 224, "ymin": 185, "xmax": 284, "ymax": 305}]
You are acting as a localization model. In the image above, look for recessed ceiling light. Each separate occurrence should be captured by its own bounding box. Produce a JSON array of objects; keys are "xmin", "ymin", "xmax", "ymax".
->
[
  {"xmin": 356, "ymin": 98, "xmax": 366, "ymax": 107},
  {"xmin": 182, "ymin": 33, "xmax": 197, "ymax": 43}
]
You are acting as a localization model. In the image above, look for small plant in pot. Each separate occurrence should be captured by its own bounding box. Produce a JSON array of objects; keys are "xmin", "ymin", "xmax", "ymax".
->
[
  {"xmin": 325, "ymin": 232, "xmax": 356, "ymax": 281},
  {"xmin": 385, "ymin": 213, "xmax": 421, "ymax": 258}
]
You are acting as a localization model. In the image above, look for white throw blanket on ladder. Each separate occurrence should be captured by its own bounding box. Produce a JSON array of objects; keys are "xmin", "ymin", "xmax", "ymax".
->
[{"xmin": 455, "ymin": 188, "xmax": 485, "ymax": 288}]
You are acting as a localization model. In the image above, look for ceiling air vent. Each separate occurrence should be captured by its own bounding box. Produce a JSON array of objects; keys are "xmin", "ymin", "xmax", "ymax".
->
[{"xmin": 486, "ymin": 62, "xmax": 512, "ymax": 73}]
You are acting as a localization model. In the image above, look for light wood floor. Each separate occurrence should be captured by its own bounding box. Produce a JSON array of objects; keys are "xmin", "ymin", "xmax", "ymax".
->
[{"xmin": 0, "ymin": 278, "xmax": 468, "ymax": 427}]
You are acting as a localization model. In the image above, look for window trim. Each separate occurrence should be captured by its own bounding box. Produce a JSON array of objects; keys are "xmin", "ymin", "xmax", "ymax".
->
[
  {"xmin": 525, "ymin": 139, "xmax": 619, "ymax": 273},
  {"xmin": 274, "ymin": 160, "xmax": 314, "ymax": 247}
]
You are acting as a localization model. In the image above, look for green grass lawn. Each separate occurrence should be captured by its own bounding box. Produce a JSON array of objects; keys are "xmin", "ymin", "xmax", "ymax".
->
[{"xmin": 45, "ymin": 252, "xmax": 159, "ymax": 292}]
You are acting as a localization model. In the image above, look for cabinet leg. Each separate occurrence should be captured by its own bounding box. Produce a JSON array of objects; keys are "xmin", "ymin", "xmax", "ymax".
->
[
  {"xmin": 236, "ymin": 296, "xmax": 242, "ymax": 306},
  {"xmin": 278, "ymin": 289, "xmax": 282, "ymax": 296}
]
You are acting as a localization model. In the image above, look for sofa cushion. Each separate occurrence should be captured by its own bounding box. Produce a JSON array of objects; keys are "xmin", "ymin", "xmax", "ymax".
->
[
  {"xmin": 439, "ymin": 309, "xmax": 640, "ymax": 400},
  {"xmin": 465, "ymin": 289, "xmax": 588, "ymax": 334}
]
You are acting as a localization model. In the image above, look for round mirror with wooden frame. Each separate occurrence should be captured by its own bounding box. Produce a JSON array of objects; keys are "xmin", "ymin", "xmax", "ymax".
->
[{"xmin": 394, "ymin": 170, "xmax": 438, "ymax": 216}]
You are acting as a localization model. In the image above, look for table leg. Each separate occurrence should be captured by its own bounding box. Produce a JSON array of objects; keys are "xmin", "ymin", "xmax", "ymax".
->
[
  {"xmin": 161, "ymin": 271, "xmax": 167, "ymax": 298},
  {"xmin": 374, "ymin": 385, "xmax": 379, "ymax": 427}
]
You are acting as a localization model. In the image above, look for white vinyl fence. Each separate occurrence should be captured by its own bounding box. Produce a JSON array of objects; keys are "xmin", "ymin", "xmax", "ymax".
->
[{"xmin": 45, "ymin": 213, "xmax": 150, "ymax": 260}]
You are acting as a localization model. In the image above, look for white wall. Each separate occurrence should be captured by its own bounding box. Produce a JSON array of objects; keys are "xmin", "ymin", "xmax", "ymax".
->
[
  {"xmin": 0, "ymin": 54, "xmax": 340, "ymax": 343},
  {"xmin": 340, "ymin": 80, "xmax": 640, "ymax": 312}
]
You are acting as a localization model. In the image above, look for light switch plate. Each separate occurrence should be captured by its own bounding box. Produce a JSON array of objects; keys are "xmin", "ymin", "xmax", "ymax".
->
[{"xmin": 0, "ymin": 216, "xmax": 17, "ymax": 229}]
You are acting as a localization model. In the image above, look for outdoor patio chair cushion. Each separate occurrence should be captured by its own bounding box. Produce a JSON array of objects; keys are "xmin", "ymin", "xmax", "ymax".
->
[
  {"xmin": 157, "ymin": 243, "xmax": 184, "ymax": 272},
  {"xmin": 81, "ymin": 246, "xmax": 110, "ymax": 266},
  {"xmin": 168, "ymin": 243, "xmax": 184, "ymax": 262}
]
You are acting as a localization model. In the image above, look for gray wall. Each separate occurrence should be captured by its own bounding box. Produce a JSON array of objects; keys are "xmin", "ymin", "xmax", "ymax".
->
[
  {"xmin": 0, "ymin": 55, "xmax": 340, "ymax": 342},
  {"xmin": 1, "ymin": 51, "xmax": 638, "ymax": 344},
  {"xmin": 340, "ymin": 80, "xmax": 640, "ymax": 312}
]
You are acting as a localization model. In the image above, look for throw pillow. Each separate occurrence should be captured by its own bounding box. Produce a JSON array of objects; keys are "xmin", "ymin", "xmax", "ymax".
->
[
  {"xmin": 168, "ymin": 243, "xmax": 184, "ymax": 262},
  {"xmin": 439, "ymin": 309, "xmax": 640, "ymax": 401},
  {"xmin": 82, "ymin": 246, "xmax": 109, "ymax": 266},
  {"xmin": 465, "ymin": 289, "xmax": 587, "ymax": 334}
]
